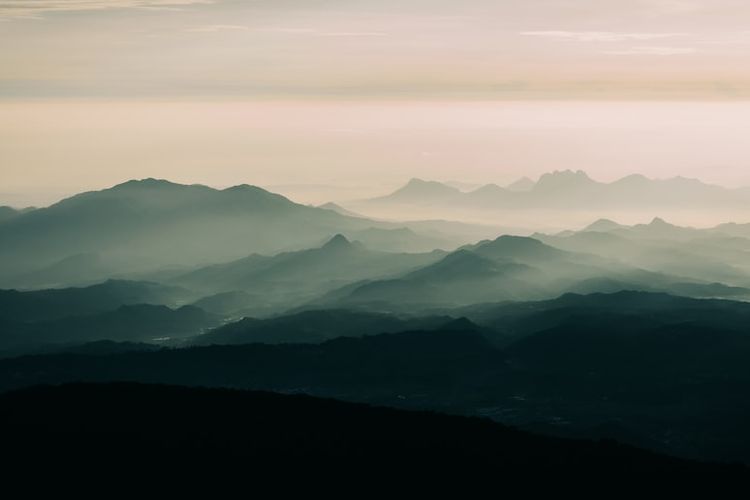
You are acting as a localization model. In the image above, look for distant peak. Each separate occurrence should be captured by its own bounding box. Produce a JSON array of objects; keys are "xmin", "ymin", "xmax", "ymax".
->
[
  {"xmin": 617, "ymin": 173, "xmax": 650, "ymax": 183},
  {"xmin": 541, "ymin": 169, "xmax": 592, "ymax": 180},
  {"xmin": 471, "ymin": 183, "xmax": 506, "ymax": 194},
  {"xmin": 222, "ymin": 184, "xmax": 268, "ymax": 194},
  {"xmin": 322, "ymin": 234, "xmax": 353, "ymax": 250},
  {"xmin": 506, "ymin": 176, "xmax": 535, "ymax": 192},
  {"xmin": 584, "ymin": 218, "xmax": 624, "ymax": 232},
  {"xmin": 406, "ymin": 178, "xmax": 430, "ymax": 186},
  {"xmin": 383, "ymin": 178, "xmax": 460, "ymax": 201},
  {"xmin": 534, "ymin": 170, "xmax": 596, "ymax": 190},
  {"xmin": 649, "ymin": 217, "xmax": 672, "ymax": 227},
  {"xmin": 112, "ymin": 178, "xmax": 178, "ymax": 190}
]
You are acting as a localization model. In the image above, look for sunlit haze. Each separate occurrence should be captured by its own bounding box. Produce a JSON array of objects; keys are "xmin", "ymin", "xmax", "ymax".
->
[{"xmin": 2, "ymin": 1, "xmax": 750, "ymax": 207}]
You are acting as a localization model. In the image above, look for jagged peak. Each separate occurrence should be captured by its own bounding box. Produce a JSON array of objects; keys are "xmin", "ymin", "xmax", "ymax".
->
[{"xmin": 534, "ymin": 170, "xmax": 596, "ymax": 190}]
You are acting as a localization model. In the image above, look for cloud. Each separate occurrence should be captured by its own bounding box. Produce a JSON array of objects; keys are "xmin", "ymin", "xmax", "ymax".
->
[
  {"xmin": 315, "ymin": 32, "xmax": 388, "ymax": 37},
  {"xmin": 0, "ymin": 0, "xmax": 212, "ymax": 19},
  {"xmin": 520, "ymin": 31, "xmax": 688, "ymax": 42},
  {"xmin": 186, "ymin": 24, "xmax": 248, "ymax": 33},
  {"xmin": 256, "ymin": 27, "xmax": 387, "ymax": 37},
  {"xmin": 602, "ymin": 46, "xmax": 698, "ymax": 55}
]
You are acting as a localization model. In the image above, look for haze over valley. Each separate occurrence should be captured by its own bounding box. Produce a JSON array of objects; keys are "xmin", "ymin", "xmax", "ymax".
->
[{"xmin": 3, "ymin": 0, "xmax": 750, "ymax": 483}]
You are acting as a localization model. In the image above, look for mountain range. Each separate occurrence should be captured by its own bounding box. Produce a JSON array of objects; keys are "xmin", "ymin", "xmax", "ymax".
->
[
  {"xmin": 171, "ymin": 234, "xmax": 446, "ymax": 315},
  {"xmin": 0, "ymin": 179, "xmax": 496, "ymax": 289},
  {"xmin": 310, "ymin": 234, "xmax": 747, "ymax": 311},
  {"xmin": 534, "ymin": 217, "xmax": 750, "ymax": 288},
  {"xmin": 6, "ymin": 291, "xmax": 750, "ymax": 463},
  {"xmin": 361, "ymin": 170, "xmax": 750, "ymax": 212}
]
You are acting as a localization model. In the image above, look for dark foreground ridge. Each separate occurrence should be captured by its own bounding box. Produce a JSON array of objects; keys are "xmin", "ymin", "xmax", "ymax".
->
[{"xmin": 1, "ymin": 382, "xmax": 745, "ymax": 486}]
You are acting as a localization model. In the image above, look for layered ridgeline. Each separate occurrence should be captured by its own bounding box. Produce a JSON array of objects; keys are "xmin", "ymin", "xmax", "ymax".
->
[
  {"xmin": 309, "ymin": 234, "xmax": 750, "ymax": 311},
  {"xmin": 0, "ymin": 279, "xmax": 219, "ymax": 355},
  {"xmin": 6, "ymin": 291, "xmax": 750, "ymax": 462},
  {"xmin": 171, "ymin": 234, "xmax": 446, "ymax": 315},
  {"xmin": 0, "ymin": 179, "xmax": 497, "ymax": 289},
  {"xmin": 534, "ymin": 217, "xmax": 750, "ymax": 289},
  {"xmin": 3, "ymin": 222, "xmax": 750, "ymax": 355},
  {"xmin": 362, "ymin": 171, "xmax": 750, "ymax": 211}
]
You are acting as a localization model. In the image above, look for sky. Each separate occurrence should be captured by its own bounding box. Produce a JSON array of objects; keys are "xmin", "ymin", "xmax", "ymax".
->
[{"xmin": 2, "ymin": 0, "xmax": 750, "ymax": 206}]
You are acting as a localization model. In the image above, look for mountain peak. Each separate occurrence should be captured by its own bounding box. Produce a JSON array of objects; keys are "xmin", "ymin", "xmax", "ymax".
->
[
  {"xmin": 382, "ymin": 178, "xmax": 461, "ymax": 202},
  {"xmin": 322, "ymin": 234, "xmax": 353, "ymax": 250},
  {"xmin": 506, "ymin": 177, "xmax": 535, "ymax": 192},
  {"xmin": 614, "ymin": 173, "xmax": 650, "ymax": 185},
  {"xmin": 584, "ymin": 218, "xmax": 624, "ymax": 232},
  {"xmin": 111, "ymin": 178, "xmax": 181, "ymax": 191},
  {"xmin": 534, "ymin": 170, "xmax": 596, "ymax": 191},
  {"xmin": 468, "ymin": 184, "xmax": 507, "ymax": 196},
  {"xmin": 649, "ymin": 217, "xmax": 673, "ymax": 227}
]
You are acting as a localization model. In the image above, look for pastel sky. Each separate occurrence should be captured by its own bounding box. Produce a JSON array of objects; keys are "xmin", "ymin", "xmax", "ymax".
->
[
  {"xmin": 3, "ymin": 0, "xmax": 750, "ymax": 99},
  {"xmin": 2, "ymin": 0, "xmax": 750, "ymax": 206}
]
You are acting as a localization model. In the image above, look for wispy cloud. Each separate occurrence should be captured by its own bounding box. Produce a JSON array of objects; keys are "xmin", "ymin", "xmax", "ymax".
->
[
  {"xmin": 315, "ymin": 32, "xmax": 388, "ymax": 37},
  {"xmin": 256, "ymin": 27, "xmax": 388, "ymax": 38},
  {"xmin": 521, "ymin": 31, "xmax": 688, "ymax": 42},
  {"xmin": 0, "ymin": 0, "xmax": 212, "ymax": 19},
  {"xmin": 602, "ymin": 46, "xmax": 698, "ymax": 55},
  {"xmin": 186, "ymin": 24, "xmax": 248, "ymax": 33}
]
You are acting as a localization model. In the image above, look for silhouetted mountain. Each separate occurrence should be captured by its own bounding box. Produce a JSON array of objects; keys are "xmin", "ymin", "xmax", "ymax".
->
[
  {"xmin": 505, "ymin": 176, "xmax": 534, "ymax": 191},
  {"xmin": 5, "ymin": 253, "xmax": 112, "ymax": 289},
  {"xmin": 173, "ymin": 236, "xmax": 445, "ymax": 313},
  {"xmin": 364, "ymin": 170, "xmax": 749, "ymax": 213},
  {"xmin": 373, "ymin": 178, "xmax": 462, "ymax": 203},
  {"xmin": 0, "ymin": 303, "xmax": 218, "ymax": 354},
  {"xmin": 320, "ymin": 235, "xmax": 686, "ymax": 311},
  {"xmin": 193, "ymin": 309, "xmax": 455, "ymax": 345},
  {"xmin": 190, "ymin": 290, "xmax": 260, "ymax": 317},
  {"xmin": 4, "ymin": 383, "xmax": 742, "ymax": 484},
  {"xmin": 0, "ymin": 279, "xmax": 191, "ymax": 322},
  {"xmin": 0, "ymin": 328, "xmax": 500, "ymax": 397},
  {"xmin": 317, "ymin": 202, "xmax": 364, "ymax": 218},
  {"xmin": 0, "ymin": 206, "xmax": 21, "ymax": 223},
  {"xmin": 6, "ymin": 293, "xmax": 750, "ymax": 462},
  {"xmin": 0, "ymin": 180, "xmax": 462, "ymax": 287},
  {"xmin": 583, "ymin": 218, "xmax": 628, "ymax": 232},
  {"xmin": 537, "ymin": 218, "xmax": 750, "ymax": 290},
  {"xmin": 534, "ymin": 169, "xmax": 598, "ymax": 194}
]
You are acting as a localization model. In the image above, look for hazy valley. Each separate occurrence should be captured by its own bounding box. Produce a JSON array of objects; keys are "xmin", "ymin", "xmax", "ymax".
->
[{"xmin": 2, "ymin": 172, "xmax": 750, "ymax": 470}]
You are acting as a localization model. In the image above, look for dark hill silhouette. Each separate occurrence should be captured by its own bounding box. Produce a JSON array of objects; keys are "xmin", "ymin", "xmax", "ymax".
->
[
  {"xmin": 0, "ymin": 303, "xmax": 219, "ymax": 355},
  {"xmin": 6, "ymin": 294, "xmax": 750, "ymax": 463},
  {"xmin": 319, "ymin": 235, "xmax": 696, "ymax": 310},
  {"xmin": 1, "ymin": 383, "xmax": 744, "ymax": 484},
  {"xmin": 172, "ymin": 235, "xmax": 445, "ymax": 314},
  {"xmin": 193, "ymin": 309, "xmax": 457, "ymax": 345},
  {"xmin": 0, "ymin": 279, "xmax": 191, "ymax": 322},
  {"xmin": 0, "ymin": 206, "xmax": 23, "ymax": 223}
]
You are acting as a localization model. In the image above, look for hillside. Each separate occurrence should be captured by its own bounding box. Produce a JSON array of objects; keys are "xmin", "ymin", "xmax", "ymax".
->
[{"xmin": 1, "ymin": 382, "xmax": 743, "ymax": 483}]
